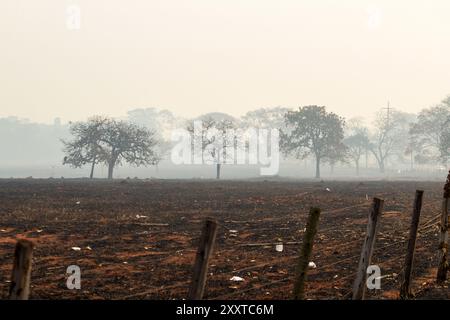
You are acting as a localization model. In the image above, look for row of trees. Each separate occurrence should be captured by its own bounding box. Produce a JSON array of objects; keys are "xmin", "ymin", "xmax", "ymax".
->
[
  {"xmin": 62, "ymin": 117, "xmax": 160, "ymax": 179},
  {"xmin": 61, "ymin": 96, "xmax": 450, "ymax": 179}
]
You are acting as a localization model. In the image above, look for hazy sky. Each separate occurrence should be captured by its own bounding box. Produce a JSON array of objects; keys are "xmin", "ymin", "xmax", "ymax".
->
[{"xmin": 1, "ymin": 0, "xmax": 450, "ymax": 123}]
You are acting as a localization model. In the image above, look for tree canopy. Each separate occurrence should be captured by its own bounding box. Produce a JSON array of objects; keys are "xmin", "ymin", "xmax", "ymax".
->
[
  {"xmin": 281, "ymin": 106, "xmax": 346, "ymax": 178},
  {"xmin": 62, "ymin": 117, "xmax": 160, "ymax": 179}
]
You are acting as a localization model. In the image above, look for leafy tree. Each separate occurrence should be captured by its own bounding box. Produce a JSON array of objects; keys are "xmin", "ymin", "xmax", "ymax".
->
[
  {"xmin": 127, "ymin": 107, "xmax": 182, "ymax": 141},
  {"xmin": 101, "ymin": 120, "xmax": 160, "ymax": 179},
  {"xmin": 410, "ymin": 100, "xmax": 450, "ymax": 164},
  {"xmin": 281, "ymin": 106, "xmax": 346, "ymax": 179},
  {"xmin": 323, "ymin": 142, "xmax": 348, "ymax": 175},
  {"xmin": 63, "ymin": 117, "xmax": 160, "ymax": 179},
  {"xmin": 440, "ymin": 117, "xmax": 450, "ymax": 163},
  {"xmin": 241, "ymin": 107, "xmax": 291, "ymax": 129},
  {"xmin": 62, "ymin": 116, "xmax": 108, "ymax": 179}
]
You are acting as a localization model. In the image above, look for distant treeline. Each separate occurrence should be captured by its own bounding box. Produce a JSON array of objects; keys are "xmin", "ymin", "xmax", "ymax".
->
[{"xmin": 0, "ymin": 95, "xmax": 449, "ymax": 178}]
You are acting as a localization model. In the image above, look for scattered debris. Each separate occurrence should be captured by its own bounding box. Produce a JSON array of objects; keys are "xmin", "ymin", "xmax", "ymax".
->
[
  {"xmin": 230, "ymin": 276, "xmax": 244, "ymax": 282},
  {"xmin": 325, "ymin": 188, "xmax": 331, "ymax": 192},
  {"xmin": 275, "ymin": 243, "xmax": 284, "ymax": 252},
  {"xmin": 136, "ymin": 214, "xmax": 148, "ymax": 219},
  {"xmin": 75, "ymin": 201, "xmax": 80, "ymax": 205},
  {"xmin": 308, "ymin": 261, "xmax": 317, "ymax": 269},
  {"xmin": 86, "ymin": 246, "xmax": 92, "ymax": 251},
  {"xmin": 36, "ymin": 229, "xmax": 43, "ymax": 233},
  {"xmin": 71, "ymin": 247, "xmax": 81, "ymax": 251}
]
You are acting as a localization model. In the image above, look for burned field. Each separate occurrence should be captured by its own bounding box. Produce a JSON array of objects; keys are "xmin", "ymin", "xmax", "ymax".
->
[{"xmin": 0, "ymin": 179, "xmax": 448, "ymax": 299}]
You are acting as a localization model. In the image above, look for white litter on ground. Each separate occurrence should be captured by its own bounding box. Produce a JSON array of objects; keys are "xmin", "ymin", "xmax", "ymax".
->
[
  {"xmin": 71, "ymin": 247, "xmax": 81, "ymax": 251},
  {"xmin": 308, "ymin": 262, "xmax": 317, "ymax": 269},
  {"xmin": 275, "ymin": 243, "xmax": 284, "ymax": 252},
  {"xmin": 230, "ymin": 276, "xmax": 245, "ymax": 282}
]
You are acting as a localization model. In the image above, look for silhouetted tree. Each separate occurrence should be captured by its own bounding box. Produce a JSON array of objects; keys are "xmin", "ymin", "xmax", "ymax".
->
[
  {"xmin": 440, "ymin": 117, "xmax": 450, "ymax": 163},
  {"xmin": 370, "ymin": 109, "xmax": 415, "ymax": 172},
  {"xmin": 101, "ymin": 120, "xmax": 160, "ymax": 179},
  {"xmin": 63, "ymin": 117, "xmax": 160, "ymax": 179},
  {"xmin": 241, "ymin": 107, "xmax": 291, "ymax": 129},
  {"xmin": 344, "ymin": 130, "xmax": 370, "ymax": 176},
  {"xmin": 281, "ymin": 106, "xmax": 346, "ymax": 179},
  {"xmin": 187, "ymin": 115, "xmax": 236, "ymax": 179},
  {"xmin": 410, "ymin": 101, "xmax": 450, "ymax": 164},
  {"xmin": 62, "ymin": 116, "xmax": 108, "ymax": 179}
]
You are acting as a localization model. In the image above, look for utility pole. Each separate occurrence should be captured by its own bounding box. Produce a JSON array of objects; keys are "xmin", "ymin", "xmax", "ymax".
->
[{"xmin": 383, "ymin": 101, "xmax": 391, "ymax": 128}]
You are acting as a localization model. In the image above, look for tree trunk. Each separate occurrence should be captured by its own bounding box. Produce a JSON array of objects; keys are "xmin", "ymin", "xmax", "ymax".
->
[
  {"xmin": 315, "ymin": 157, "xmax": 320, "ymax": 179},
  {"xmin": 365, "ymin": 150, "xmax": 368, "ymax": 169},
  {"xmin": 89, "ymin": 157, "xmax": 96, "ymax": 179},
  {"xmin": 107, "ymin": 162, "xmax": 114, "ymax": 179},
  {"xmin": 377, "ymin": 158, "xmax": 385, "ymax": 173},
  {"xmin": 216, "ymin": 163, "xmax": 221, "ymax": 180}
]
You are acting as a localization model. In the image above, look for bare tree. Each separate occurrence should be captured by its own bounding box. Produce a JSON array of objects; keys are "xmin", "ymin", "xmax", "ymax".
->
[
  {"xmin": 281, "ymin": 106, "xmax": 346, "ymax": 179},
  {"xmin": 344, "ymin": 130, "xmax": 369, "ymax": 176},
  {"xmin": 370, "ymin": 109, "xmax": 415, "ymax": 173},
  {"xmin": 187, "ymin": 116, "xmax": 236, "ymax": 179}
]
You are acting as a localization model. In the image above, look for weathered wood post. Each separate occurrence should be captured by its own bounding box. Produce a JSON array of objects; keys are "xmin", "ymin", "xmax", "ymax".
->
[
  {"xmin": 9, "ymin": 239, "xmax": 35, "ymax": 300},
  {"xmin": 188, "ymin": 218, "xmax": 218, "ymax": 300},
  {"xmin": 293, "ymin": 207, "xmax": 321, "ymax": 300},
  {"xmin": 400, "ymin": 190, "xmax": 424, "ymax": 299},
  {"xmin": 437, "ymin": 171, "xmax": 450, "ymax": 283},
  {"xmin": 352, "ymin": 197, "xmax": 384, "ymax": 300}
]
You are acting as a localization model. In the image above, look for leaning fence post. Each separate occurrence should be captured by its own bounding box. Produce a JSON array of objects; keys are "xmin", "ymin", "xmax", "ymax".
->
[
  {"xmin": 352, "ymin": 197, "xmax": 384, "ymax": 300},
  {"xmin": 400, "ymin": 190, "xmax": 424, "ymax": 299},
  {"xmin": 188, "ymin": 218, "xmax": 218, "ymax": 300},
  {"xmin": 9, "ymin": 239, "xmax": 35, "ymax": 300},
  {"xmin": 293, "ymin": 207, "xmax": 321, "ymax": 300},
  {"xmin": 437, "ymin": 171, "xmax": 450, "ymax": 283}
]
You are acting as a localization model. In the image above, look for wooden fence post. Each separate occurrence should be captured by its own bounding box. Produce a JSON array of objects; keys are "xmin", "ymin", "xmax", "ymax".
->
[
  {"xmin": 352, "ymin": 197, "xmax": 384, "ymax": 300},
  {"xmin": 437, "ymin": 171, "xmax": 450, "ymax": 283},
  {"xmin": 188, "ymin": 218, "xmax": 218, "ymax": 300},
  {"xmin": 293, "ymin": 207, "xmax": 321, "ymax": 300},
  {"xmin": 9, "ymin": 239, "xmax": 35, "ymax": 300},
  {"xmin": 400, "ymin": 190, "xmax": 424, "ymax": 299}
]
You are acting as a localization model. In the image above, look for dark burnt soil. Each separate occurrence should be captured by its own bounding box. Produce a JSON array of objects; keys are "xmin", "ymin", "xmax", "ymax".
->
[{"xmin": 0, "ymin": 179, "xmax": 447, "ymax": 300}]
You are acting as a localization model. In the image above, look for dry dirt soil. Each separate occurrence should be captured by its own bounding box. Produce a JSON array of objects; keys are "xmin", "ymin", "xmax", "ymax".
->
[{"xmin": 0, "ymin": 179, "xmax": 448, "ymax": 300}]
